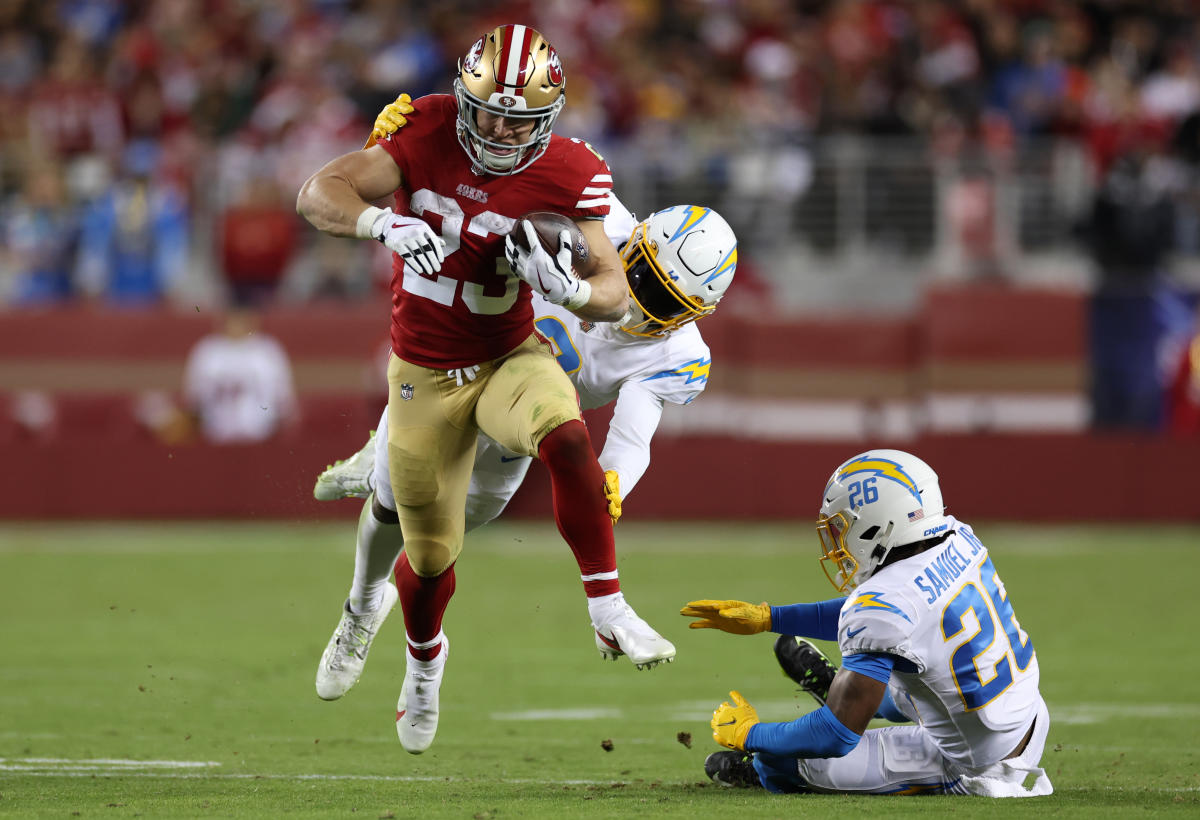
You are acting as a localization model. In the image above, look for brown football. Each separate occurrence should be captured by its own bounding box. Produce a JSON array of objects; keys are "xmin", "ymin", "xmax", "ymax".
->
[{"xmin": 512, "ymin": 211, "xmax": 590, "ymax": 268}]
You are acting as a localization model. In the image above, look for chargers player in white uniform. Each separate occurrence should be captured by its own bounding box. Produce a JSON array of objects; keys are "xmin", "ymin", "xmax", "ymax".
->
[
  {"xmin": 312, "ymin": 198, "xmax": 737, "ymax": 701},
  {"xmin": 682, "ymin": 450, "xmax": 1052, "ymax": 798}
]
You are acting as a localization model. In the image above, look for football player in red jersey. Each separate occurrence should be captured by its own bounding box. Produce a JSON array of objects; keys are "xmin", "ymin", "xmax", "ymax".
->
[{"xmin": 296, "ymin": 24, "xmax": 675, "ymax": 754}]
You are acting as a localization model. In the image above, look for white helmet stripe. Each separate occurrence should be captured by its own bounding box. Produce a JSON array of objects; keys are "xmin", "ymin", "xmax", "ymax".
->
[{"xmin": 498, "ymin": 24, "xmax": 530, "ymax": 93}]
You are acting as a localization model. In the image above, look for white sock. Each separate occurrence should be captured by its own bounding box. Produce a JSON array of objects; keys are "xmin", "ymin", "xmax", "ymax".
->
[
  {"xmin": 406, "ymin": 632, "xmax": 447, "ymax": 669},
  {"xmin": 348, "ymin": 496, "xmax": 403, "ymax": 615},
  {"xmin": 587, "ymin": 591, "xmax": 626, "ymax": 624}
]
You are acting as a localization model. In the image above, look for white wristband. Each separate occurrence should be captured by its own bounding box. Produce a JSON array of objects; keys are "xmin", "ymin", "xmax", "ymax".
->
[
  {"xmin": 355, "ymin": 206, "xmax": 389, "ymax": 239},
  {"xmin": 563, "ymin": 278, "xmax": 592, "ymax": 311}
]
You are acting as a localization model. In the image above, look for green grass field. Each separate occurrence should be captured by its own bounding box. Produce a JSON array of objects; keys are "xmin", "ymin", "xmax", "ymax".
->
[{"xmin": 2, "ymin": 519, "xmax": 1198, "ymax": 818}]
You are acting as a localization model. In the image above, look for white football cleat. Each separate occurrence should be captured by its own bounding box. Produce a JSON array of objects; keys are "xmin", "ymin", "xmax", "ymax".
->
[
  {"xmin": 315, "ymin": 582, "xmax": 398, "ymax": 701},
  {"xmin": 313, "ymin": 431, "xmax": 377, "ymax": 501},
  {"xmin": 395, "ymin": 635, "xmax": 449, "ymax": 754},
  {"xmin": 591, "ymin": 595, "xmax": 676, "ymax": 670}
]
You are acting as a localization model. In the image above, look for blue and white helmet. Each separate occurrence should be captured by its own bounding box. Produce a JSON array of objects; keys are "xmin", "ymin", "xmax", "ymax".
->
[
  {"xmin": 816, "ymin": 449, "xmax": 948, "ymax": 594},
  {"xmin": 618, "ymin": 205, "xmax": 737, "ymax": 337}
]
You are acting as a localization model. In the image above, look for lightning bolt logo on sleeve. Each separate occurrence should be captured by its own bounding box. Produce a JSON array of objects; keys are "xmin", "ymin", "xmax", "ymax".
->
[
  {"xmin": 642, "ymin": 358, "xmax": 711, "ymax": 385},
  {"xmin": 849, "ymin": 592, "xmax": 912, "ymax": 623}
]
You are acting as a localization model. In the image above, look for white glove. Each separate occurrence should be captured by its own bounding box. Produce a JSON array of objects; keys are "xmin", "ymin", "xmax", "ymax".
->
[
  {"xmin": 357, "ymin": 206, "xmax": 444, "ymax": 275},
  {"xmin": 504, "ymin": 222, "xmax": 591, "ymax": 310}
]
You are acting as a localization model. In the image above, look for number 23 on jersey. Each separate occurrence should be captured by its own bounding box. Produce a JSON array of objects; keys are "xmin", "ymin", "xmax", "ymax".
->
[{"xmin": 402, "ymin": 188, "xmax": 519, "ymax": 315}]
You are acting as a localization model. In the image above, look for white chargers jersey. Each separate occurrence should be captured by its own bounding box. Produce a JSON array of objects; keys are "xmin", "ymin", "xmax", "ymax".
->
[
  {"xmin": 372, "ymin": 193, "xmax": 713, "ymax": 524},
  {"xmin": 837, "ymin": 518, "xmax": 1041, "ymax": 769}
]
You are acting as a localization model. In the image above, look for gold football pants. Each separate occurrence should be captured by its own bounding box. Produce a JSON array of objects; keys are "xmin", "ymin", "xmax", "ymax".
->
[{"xmin": 385, "ymin": 333, "xmax": 581, "ymax": 576}]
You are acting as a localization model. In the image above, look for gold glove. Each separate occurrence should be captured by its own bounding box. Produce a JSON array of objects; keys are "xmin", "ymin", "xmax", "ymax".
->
[
  {"xmin": 711, "ymin": 690, "xmax": 759, "ymax": 750},
  {"xmin": 603, "ymin": 469, "xmax": 622, "ymax": 525},
  {"xmin": 363, "ymin": 93, "xmax": 414, "ymax": 148},
  {"xmin": 679, "ymin": 600, "xmax": 771, "ymax": 635}
]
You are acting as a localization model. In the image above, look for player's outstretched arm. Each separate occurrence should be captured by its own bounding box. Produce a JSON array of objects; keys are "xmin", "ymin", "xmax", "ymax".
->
[
  {"xmin": 680, "ymin": 600, "xmax": 772, "ymax": 635},
  {"xmin": 598, "ymin": 383, "xmax": 666, "ymax": 518},
  {"xmin": 768, "ymin": 599, "xmax": 845, "ymax": 641}
]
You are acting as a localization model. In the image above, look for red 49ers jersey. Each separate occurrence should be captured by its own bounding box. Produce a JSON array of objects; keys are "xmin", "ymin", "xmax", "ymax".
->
[{"xmin": 377, "ymin": 94, "xmax": 611, "ymax": 369}]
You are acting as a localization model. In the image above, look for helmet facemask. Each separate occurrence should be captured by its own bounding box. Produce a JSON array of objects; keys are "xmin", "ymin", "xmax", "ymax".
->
[{"xmin": 618, "ymin": 223, "xmax": 715, "ymax": 337}]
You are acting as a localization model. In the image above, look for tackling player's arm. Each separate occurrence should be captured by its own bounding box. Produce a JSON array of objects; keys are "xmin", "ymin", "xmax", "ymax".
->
[
  {"xmin": 364, "ymin": 93, "xmax": 413, "ymax": 149},
  {"xmin": 570, "ymin": 217, "xmax": 629, "ymax": 322},
  {"xmin": 598, "ymin": 383, "xmax": 667, "ymax": 521}
]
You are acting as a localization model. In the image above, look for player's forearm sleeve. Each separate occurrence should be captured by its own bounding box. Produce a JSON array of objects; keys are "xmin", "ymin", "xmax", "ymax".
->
[
  {"xmin": 770, "ymin": 598, "xmax": 843, "ymax": 641},
  {"xmin": 598, "ymin": 385, "xmax": 664, "ymax": 498},
  {"xmin": 745, "ymin": 704, "xmax": 861, "ymax": 759}
]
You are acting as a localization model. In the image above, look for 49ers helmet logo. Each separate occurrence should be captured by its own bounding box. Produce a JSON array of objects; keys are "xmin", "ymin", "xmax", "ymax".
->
[
  {"xmin": 546, "ymin": 47, "xmax": 563, "ymax": 86},
  {"xmin": 463, "ymin": 37, "xmax": 484, "ymax": 72}
]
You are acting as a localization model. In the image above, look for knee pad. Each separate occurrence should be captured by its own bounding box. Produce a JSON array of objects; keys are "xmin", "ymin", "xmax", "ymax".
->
[{"xmin": 397, "ymin": 512, "xmax": 461, "ymax": 577}]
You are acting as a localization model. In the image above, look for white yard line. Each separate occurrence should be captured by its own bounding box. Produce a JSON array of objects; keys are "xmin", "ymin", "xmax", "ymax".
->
[
  {"xmin": 1051, "ymin": 703, "xmax": 1200, "ymax": 724},
  {"xmin": 1, "ymin": 757, "xmax": 219, "ymax": 767},
  {"xmin": 491, "ymin": 707, "xmax": 621, "ymax": 721}
]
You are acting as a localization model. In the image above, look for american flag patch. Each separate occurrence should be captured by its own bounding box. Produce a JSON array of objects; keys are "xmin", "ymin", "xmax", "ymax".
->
[{"xmin": 908, "ymin": 509, "xmax": 925, "ymax": 522}]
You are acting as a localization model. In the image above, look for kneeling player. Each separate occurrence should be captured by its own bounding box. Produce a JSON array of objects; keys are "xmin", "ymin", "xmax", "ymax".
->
[{"xmin": 682, "ymin": 450, "xmax": 1052, "ymax": 798}]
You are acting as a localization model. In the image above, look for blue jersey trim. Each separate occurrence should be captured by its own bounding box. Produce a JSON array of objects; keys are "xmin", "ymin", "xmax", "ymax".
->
[{"xmin": 841, "ymin": 651, "xmax": 895, "ymax": 685}]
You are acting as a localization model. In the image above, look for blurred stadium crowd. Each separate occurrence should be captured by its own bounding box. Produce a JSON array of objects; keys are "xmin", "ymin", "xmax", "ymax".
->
[{"xmin": 2, "ymin": 0, "xmax": 1200, "ymax": 308}]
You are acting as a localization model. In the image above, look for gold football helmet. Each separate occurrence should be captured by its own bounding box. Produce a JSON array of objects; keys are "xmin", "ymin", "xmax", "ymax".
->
[{"xmin": 454, "ymin": 24, "xmax": 566, "ymax": 175}]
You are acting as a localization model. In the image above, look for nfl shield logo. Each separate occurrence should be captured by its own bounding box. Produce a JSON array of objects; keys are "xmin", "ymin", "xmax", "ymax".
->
[{"xmin": 400, "ymin": 383, "xmax": 414, "ymax": 401}]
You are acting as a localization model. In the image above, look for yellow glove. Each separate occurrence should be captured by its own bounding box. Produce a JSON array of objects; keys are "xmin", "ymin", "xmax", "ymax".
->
[
  {"xmin": 679, "ymin": 600, "xmax": 771, "ymax": 635},
  {"xmin": 711, "ymin": 690, "xmax": 759, "ymax": 750},
  {"xmin": 363, "ymin": 93, "xmax": 414, "ymax": 149},
  {"xmin": 603, "ymin": 470, "xmax": 622, "ymax": 525}
]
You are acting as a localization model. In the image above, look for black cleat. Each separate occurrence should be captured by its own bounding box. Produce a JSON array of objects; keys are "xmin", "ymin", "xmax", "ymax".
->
[
  {"xmin": 704, "ymin": 751, "xmax": 761, "ymax": 789},
  {"xmin": 774, "ymin": 634, "xmax": 838, "ymax": 706}
]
